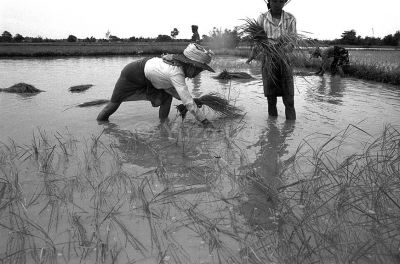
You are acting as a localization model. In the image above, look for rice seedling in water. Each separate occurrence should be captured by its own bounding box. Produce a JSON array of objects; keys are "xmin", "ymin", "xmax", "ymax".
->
[
  {"xmin": 251, "ymin": 125, "xmax": 400, "ymax": 263},
  {"xmin": 1, "ymin": 123, "xmax": 399, "ymax": 263},
  {"xmin": 0, "ymin": 130, "xmax": 154, "ymax": 263}
]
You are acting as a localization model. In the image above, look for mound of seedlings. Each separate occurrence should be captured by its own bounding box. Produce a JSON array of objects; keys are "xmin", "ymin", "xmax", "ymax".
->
[
  {"xmin": 176, "ymin": 92, "xmax": 244, "ymax": 119},
  {"xmin": 214, "ymin": 69, "xmax": 253, "ymax": 80},
  {"xmin": 0, "ymin": 82, "xmax": 43, "ymax": 93},
  {"xmin": 69, "ymin": 84, "xmax": 94, "ymax": 92}
]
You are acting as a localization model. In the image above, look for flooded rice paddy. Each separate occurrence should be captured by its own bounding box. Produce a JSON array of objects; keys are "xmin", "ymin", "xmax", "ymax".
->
[{"xmin": 0, "ymin": 56, "xmax": 399, "ymax": 263}]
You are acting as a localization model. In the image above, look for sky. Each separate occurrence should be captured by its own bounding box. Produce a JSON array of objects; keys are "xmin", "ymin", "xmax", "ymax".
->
[{"xmin": 1, "ymin": 0, "xmax": 399, "ymax": 41}]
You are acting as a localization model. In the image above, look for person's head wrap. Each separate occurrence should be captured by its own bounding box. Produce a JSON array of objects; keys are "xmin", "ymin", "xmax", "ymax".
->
[{"xmin": 162, "ymin": 43, "xmax": 214, "ymax": 72}]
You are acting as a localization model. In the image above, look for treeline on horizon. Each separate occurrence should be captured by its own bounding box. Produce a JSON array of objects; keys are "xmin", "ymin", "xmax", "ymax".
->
[{"xmin": 1, "ymin": 28, "xmax": 400, "ymax": 48}]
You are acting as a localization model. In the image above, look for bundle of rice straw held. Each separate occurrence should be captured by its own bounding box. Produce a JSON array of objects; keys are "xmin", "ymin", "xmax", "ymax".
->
[
  {"xmin": 176, "ymin": 93, "xmax": 243, "ymax": 119},
  {"xmin": 239, "ymin": 17, "xmax": 316, "ymax": 81}
]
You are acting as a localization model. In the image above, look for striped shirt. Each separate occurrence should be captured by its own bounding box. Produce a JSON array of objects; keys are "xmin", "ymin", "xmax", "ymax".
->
[{"xmin": 257, "ymin": 10, "xmax": 297, "ymax": 43}]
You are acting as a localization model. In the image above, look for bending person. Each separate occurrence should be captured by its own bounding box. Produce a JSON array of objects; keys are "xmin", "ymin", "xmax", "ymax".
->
[
  {"xmin": 311, "ymin": 46, "xmax": 350, "ymax": 76},
  {"xmin": 97, "ymin": 43, "xmax": 214, "ymax": 126}
]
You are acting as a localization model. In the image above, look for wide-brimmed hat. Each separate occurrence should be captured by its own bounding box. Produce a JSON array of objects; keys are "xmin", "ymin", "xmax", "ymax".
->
[{"xmin": 173, "ymin": 43, "xmax": 215, "ymax": 72}]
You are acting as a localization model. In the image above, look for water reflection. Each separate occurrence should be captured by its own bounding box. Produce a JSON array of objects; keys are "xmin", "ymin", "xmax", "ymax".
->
[
  {"xmin": 305, "ymin": 75, "xmax": 345, "ymax": 105},
  {"xmin": 329, "ymin": 76, "xmax": 345, "ymax": 103},
  {"xmin": 240, "ymin": 118, "xmax": 295, "ymax": 228},
  {"xmin": 101, "ymin": 122, "xmax": 157, "ymax": 169},
  {"xmin": 100, "ymin": 120, "xmax": 220, "ymax": 194},
  {"xmin": 253, "ymin": 118, "xmax": 295, "ymax": 177}
]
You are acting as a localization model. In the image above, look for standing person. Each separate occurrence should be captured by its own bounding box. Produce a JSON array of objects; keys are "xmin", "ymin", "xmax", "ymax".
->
[
  {"xmin": 311, "ymin": 46, "xmax": 350, "ymax": 76},
  {"xmin": 191, "ymin": 25, "xmax": 201, "ymax": 43},
  {"xmin": 246, "ymin": 0, "xmax": 297, "ymax": 120},
  {"xmin": 97, "ymin": 43, "xmax": 214, "ymax": 126}
]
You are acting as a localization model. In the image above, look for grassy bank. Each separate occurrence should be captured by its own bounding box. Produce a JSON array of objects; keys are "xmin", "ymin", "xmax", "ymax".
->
[
  {"xmin": 218, "ymin": 47, "xmax": 400, "ymax": 86},
  {"xmin": 0, "ymin": 42, "xmax": 189, "ymax": 57},
  {"xmin": 1, "ymin": 43, "xmax": 400, "ymax": 86},
  {"xmin": 291, "ymin": 53, "xmax": 400, "ymax": 86},
  {"xmin": 0, "ymin": 42, "xmax": 249, "ymax": 58}
]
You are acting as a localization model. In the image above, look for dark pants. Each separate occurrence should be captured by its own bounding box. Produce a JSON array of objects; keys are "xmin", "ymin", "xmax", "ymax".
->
[
  {"xmin": 97, "ymin": 58, "xmax": 172, "ymax": 121},
  {"xmin": 262, "ymin": 54, "xmax": 296, "ymax": 120},
  {"xmin": 267, "ymin": 95, "xmax": 296, "ymax": 120}
]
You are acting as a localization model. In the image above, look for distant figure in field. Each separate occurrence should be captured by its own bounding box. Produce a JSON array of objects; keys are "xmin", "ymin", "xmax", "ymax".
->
[
  {"xmin": 311, "ymin": 46, "xmax": 350, "ymax": 76},
  {"xmin": 191, "ymin": 25, "xmax": 201, "ymax": 43}
]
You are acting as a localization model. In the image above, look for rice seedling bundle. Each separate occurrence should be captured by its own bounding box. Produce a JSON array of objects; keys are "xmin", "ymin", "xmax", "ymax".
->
[
  {"xmin": 176, "ymin": 93, "xmax": 243, "ymax": 119},
  {"xmin": 239, "ymin": 18, "xmax": 316, "ymax": 81},
  {"xmin": 214, "ymin": 69, "xmax": 253, "ymax": 79}
]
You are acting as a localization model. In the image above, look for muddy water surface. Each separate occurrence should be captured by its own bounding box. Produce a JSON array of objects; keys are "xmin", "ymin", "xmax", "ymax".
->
[
  {"xmin": 0, "ymin": 56, "xmax": 399, "ymax": 263},
  {"xmin": 1, "ymin": 56, "xmax": 399, "ymax": 164}
]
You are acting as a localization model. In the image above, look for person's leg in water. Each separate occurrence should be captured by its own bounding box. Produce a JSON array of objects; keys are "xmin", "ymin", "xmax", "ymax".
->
[
  {"xmin": 97, "ymin": 90, "xmax": 147, "ymax": 121},
  {"xmin": 263, "ymin": 59, "xmax": 279, "ymax": 117},
  {"xmin": 97, "ymin": 72, "xmax": 133, "ymax": 121},
  {"xmin": 330, "ymin": 56, "xmax": 339, "ymax": 75},
  {"xmin": 158, "ymin": 95, "xmax": 172, "ymax": 120},
  {"xmin": 97, "ymin": 91, "xmax": 173, "ymax": 122},
  {"xmin": 282, "ymin": 95, "xmax": 296, "ymax": 120},
  {"xmin": 267, "ymin": 96, "xmax": 278, "ymax": 117}
]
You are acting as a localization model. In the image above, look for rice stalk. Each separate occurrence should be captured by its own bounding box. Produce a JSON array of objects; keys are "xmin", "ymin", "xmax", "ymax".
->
[
  {"xmin": 110, "ymin": 216, "xmax": 148, "ymax": 256},
  {"xmin": 138, "ymin": 177, "xmax": 163, "ymax": 255},
  {"xmin": 269, "ymin": 125, "xmax": 400, "ymax": 263}
]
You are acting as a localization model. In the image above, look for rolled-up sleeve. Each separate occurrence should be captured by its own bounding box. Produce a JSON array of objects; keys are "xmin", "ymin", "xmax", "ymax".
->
[{"xmin": 288, "ymin": 17, "xmax": 297, "ymax": 35}]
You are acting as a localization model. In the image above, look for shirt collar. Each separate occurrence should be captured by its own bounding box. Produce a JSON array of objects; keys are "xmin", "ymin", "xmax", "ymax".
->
[{"xmin": 266, "ymin": 10, "xmax": 285, "ymax": 26}]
